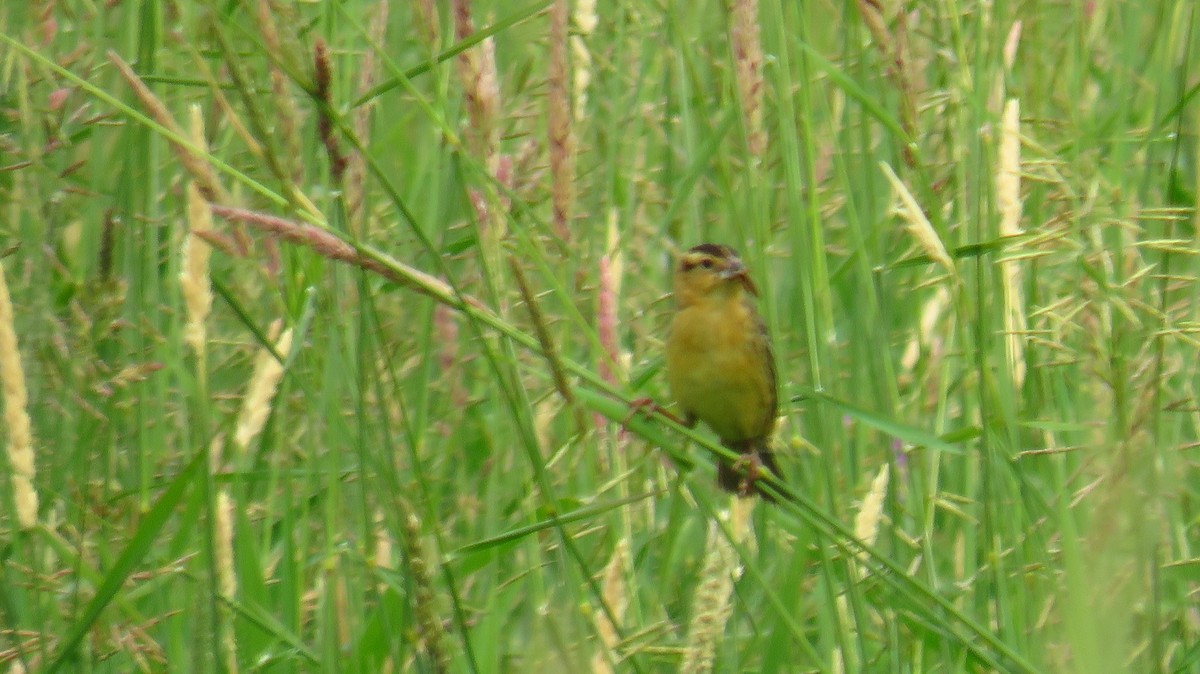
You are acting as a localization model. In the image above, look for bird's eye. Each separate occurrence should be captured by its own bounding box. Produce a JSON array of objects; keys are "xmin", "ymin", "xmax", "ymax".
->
[{"xmin": 699, "ymin": 258, "xmax": 715, "ymax": 269}]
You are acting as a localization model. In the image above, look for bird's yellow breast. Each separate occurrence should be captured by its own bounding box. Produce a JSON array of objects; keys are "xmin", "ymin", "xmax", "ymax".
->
[{"xmin": 665, "ymin": 294, "xmax": 775, "ymax": 442}]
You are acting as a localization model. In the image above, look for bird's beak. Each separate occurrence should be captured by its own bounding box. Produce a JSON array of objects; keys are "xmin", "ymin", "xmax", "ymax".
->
[{"xmin": 720, "ymin": 259, "xmax": 759, "ymax": 296}]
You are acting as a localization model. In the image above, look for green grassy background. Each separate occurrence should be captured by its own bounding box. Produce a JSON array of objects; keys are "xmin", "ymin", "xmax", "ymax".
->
[{"xmin": 2, "ymin": 0, "xmax": 1198, "ymax": 672}]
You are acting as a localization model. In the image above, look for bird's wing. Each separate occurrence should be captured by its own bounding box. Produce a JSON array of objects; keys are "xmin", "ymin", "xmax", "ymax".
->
[{"xmin": 751, "ymin": 298, "xmax": 778, "ymax": 425}]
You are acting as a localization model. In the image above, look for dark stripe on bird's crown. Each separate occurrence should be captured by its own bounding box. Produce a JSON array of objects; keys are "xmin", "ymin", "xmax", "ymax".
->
[{"xmin": 689, "ymin": 243, "xmax": 737, "ymax": 259}]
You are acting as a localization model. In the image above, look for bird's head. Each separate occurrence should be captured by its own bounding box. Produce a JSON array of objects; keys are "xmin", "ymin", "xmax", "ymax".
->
[{"xmin": 673, "ymin": 243, "xmax": 759, "ymax": 307}]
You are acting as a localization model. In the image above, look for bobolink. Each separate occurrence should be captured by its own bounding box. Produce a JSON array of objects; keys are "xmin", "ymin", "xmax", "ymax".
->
[{"xmin": 665, "ymin": 243, "xmax": 784, "ymax": 500}]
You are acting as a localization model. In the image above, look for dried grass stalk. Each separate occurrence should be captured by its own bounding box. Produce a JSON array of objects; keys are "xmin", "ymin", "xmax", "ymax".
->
[
  {"xmin": 452, "ymin": 0, "xmax": 502, "ymax": 176},
  {"xmin": 314, "ymin": 39, "xmax": 348, "ymax": 182},
  {"xmin": 548, "ymin": 0, "xmax": 575, "ymax": 240},
  {"xmin": 234, "ymin": 325, "xmax": 293, "ymax": 451},
  {"xmin": 571, "ymin": 0, "xmax": 597, "ymax": 121},
  {"xmin": 181, "ymin": 105, "xmax": 214, "ymax": 360},
  {"xmin": 899, "ymin": 286, "xmax": 950, "ymax": 374},
  {"xmin": 452, "ymin": 0, "xmax": 507, "ymax": 282},
  {"xmin": 0, "ymin": 260, "xmax": 37, "ymax": 529},
  {"xmin": 414, "ymin": 0, "xmax": 441, "ymax": 53},
  {"xmin": 852, "ymin": 463, "xmax": 890, "ymax": 570},
  {"xmin": 215, "ymin": 491, "xmax": 238, "ymax": 600},
  {"xmin": 597, "ymin": 216, "xmax": 623, "ymax": 386},
  {"xmin": 258, "ymin": 0, "xmax": 304, "ymax": 184},
  {"xmin": 590, "ymin": 538, "xmax": 630, "ymax": 674},
  {"xmin": 880, "ymin": 161, "xmax": 955, "ymax": 277},
  {"xmin": 345, "ymin": 0, "xmax": 390, "ymax": 228},
  {"xmin": 1003, "ymin": 21, "xmax": 1022, "ymax": 71},
  {"xmin": 401, "ymin": 501, "xmax": 452, "ymax": 673},
  {"xmin": 210, "ymin": 205, "xmax": 466, "ymax": 306},
  {"xmin": 680, "ymin": 521, "xmax": 741, "ymax": 674},
  {"xmin": 215, "ymin": 490, "xmax": 239, "ymax": 673},
  {"xmin": 997, "ymin": 98, "xmax": 1026, "ymax": 386},
  {"xmin": 855, "ymin": 0, "xmax": 918, "ymax": 165},
  {"xmin": 373, "ymin": 508, "xmax": 393, "ymax": 572},
  {"xmin": 729, "ymin": 0, "xmax": 766, "ymax": 159},
  {"xmin": 108, "ymin": 50, "xmax": 231, "ymax": 204},
  {"xmin": 187, "ymin": 52, "xmax": 263, "ymax": 159}
]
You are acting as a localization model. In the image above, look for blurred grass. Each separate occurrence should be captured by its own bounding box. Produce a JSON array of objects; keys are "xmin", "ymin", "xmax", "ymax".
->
[{"xmin": 1, "ymin": 0, "xmax": 1198, "ymax": 672}]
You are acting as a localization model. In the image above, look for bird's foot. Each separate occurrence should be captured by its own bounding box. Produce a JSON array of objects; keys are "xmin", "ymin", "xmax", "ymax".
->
[{"xmin": 733, "ymin": 452, "xmax": 772, "ymax": 499}]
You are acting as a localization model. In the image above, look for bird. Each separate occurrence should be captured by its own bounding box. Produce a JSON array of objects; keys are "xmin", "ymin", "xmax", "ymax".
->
[{"xmin": 664, "ymin": 243, "xmax": 784, "ymax": 501}]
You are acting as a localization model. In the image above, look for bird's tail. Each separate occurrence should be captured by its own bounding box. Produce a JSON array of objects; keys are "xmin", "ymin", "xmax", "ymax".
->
[{"xmin": 717, "ymin": 439, "xmax": 785, "ymax": 502}]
